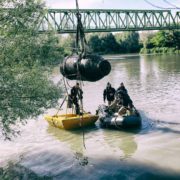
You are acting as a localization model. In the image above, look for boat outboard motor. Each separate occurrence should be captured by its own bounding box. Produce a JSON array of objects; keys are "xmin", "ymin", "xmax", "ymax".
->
[{"xmin": 60, "ymin": 54, "xmax": 111, "ymax": 82}]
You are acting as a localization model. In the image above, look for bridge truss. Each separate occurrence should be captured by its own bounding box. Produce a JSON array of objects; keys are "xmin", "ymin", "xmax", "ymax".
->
[{"xmin": 38, "ymin": 9, "xmax": 180, "ymax": 33}]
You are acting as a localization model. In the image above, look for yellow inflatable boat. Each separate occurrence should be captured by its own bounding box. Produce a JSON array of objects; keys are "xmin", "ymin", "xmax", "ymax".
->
[{"xmin": 44, "ymin": 113, "xmax": 99, "ymax": 130}]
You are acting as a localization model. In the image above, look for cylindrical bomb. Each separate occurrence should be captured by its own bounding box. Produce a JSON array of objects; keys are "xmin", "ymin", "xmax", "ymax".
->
[{"xmin": 60, "ymin": 54, "xmax": 111, "ymax": 82}]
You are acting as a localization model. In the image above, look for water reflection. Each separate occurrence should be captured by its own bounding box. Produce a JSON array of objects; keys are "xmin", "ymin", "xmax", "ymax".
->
[
  {"xmin": 47, "ymin": 123, "xmax": 139, "ymax": 161},
  {"xmin": 47, "ymin": 126, "xmax": 98, "ymax": 166},
  {"xmin": 47, "ymin": 126, "xmax": 84, "ymax": 154},
  {"xmin": 107, "ymin": 56, "xmax": 141, "ymax": 87},
  {"xmin": 143, "ymin": 54, "xmax": 180, "ymax": 73},
  {"xmin": 103, "ymin": 129, "xmax": 138, "ymax": 159}
]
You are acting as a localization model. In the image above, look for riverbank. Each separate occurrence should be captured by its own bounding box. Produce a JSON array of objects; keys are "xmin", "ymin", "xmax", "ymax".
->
[
  {"xmin": 140, "ymin": 47, "xmax": 180, "ymax": 55},
  {"xmin": 103, "ymin": 51, "xmax": 179, "ymax": 60},
  {"xmin": 103, "ymin": 53, "xmax": 140, "ymax": 60}
]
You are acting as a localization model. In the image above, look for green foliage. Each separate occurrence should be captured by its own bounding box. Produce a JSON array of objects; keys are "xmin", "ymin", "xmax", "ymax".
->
[
  {"xmin": 88, "ymin": 34, "xmax": 102, "ymax": 53},
  {"xmin": 140, "ymin": 30, "xmax": 180, "ymax": 54},
  {"xmin": 87, "ymin": 32, "xmax": 140, "ymax": 54},
  {"xmin": 140, "ymin": 47, "xmax": 177, "ymax": 54},
  {"xmin": 100, "ymin": 33, "xmax": 119, "ymax": 53},
  {"xmin": 36, "ymin": 33, "xmax": 65, "ymax": 66},
  {"xmin": 142, "ymin": 33, "xmax": 155, "ymax": 49},
  {"xmin": 60, "ymin": 34, "xmax": 76, "ymax": 56},
  {"xmin": 0, "ymin": 0, "xmax": 45, "ymax": 35},
  {"xmin": 115, "ymin": 32, "xmax": 140, "ymax": 53},
  {"xmin": 151, "ymin": 31, "xmax": 168, "ymax": 47},
  {"xmin": 0, "ymin": 0, "xmax": 64, "ymax": 138},
  {"xmin": 172, "ymin": 31, "xmax": 180, "ymax": 49}
]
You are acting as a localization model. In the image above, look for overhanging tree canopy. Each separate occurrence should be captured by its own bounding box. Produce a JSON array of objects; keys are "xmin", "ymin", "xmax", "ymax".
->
[{"xmin": 0, "ymin": 0, "xmax": 64, "ymax": 138}]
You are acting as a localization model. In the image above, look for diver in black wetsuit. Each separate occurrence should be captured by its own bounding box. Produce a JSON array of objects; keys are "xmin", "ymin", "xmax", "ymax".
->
[
  {"xmin": 117, "ymin": 82, "xmax": 128, "ymax": 94},
  {"xmin": 70, "ymin": 83, "xmax": 83, "ymax": 114},
  {"xmin": 103, "ymin": 82, "xmax": 116, "ymax": 106}
]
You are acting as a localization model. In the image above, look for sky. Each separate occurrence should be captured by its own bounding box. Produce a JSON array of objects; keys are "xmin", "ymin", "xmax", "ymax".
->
[{"xmin": 45, "ymin": 0, "xmax": 180, "ymax": 11}]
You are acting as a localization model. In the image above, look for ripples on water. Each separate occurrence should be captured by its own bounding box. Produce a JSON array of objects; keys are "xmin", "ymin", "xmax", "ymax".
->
[{"xmin": 0, "ymin": 54, "xmax": 180, "ymax": 179}]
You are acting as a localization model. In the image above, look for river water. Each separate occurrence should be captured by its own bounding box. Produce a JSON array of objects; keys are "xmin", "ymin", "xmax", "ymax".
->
[{"xmin": 1, "ymin": 54, "xmax": 180, "ymax": 179}]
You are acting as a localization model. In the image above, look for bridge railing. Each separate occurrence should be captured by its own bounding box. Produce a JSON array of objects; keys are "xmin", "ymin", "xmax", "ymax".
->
[{"xmin": 38, "ymin": 9, "xmax": 180, "ymax": 33}]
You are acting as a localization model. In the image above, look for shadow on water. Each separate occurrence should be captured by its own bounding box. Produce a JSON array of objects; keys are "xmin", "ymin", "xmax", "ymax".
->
[
  {"xmin": 1, "ymin": 154, "xmax": 180, "ymax": 180},
  {"xmin": 0, "ymin": 163, "xmax": 52, "ymax": 180}
]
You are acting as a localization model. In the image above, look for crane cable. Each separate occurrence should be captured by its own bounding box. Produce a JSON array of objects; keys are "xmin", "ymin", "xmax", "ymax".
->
[
  {"xmin": 144, "ymin": 0, "xmax": 179, "ymax": 9},
  {"xmin": 163, "ymin": 0, "xmax": 180, "ymax": 9},
  {"xmin": 56, "ymin": 0, "xmax": 88, "ymax": 149},
  {"xmin": 76, "ymin": 0, "xmax": 86, "ymax": 149}
]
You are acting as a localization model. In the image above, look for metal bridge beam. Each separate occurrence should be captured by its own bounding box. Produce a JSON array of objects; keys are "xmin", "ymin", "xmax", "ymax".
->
[{"xmin": 38, "ymin": 9, "xmax": 180, "ymax": 33}]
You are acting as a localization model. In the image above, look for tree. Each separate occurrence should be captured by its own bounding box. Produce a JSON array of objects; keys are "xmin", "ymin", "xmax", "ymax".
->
[
  {"xmin": 142, "ymin": 30, "xmax": 180, "ymax": 49},
  {"xmin": 115, "ymin": 32, "xmax": 140, "ymax": 53},
  {"xmin": 99, "ymin": 33, "xmax": 119, "ymax": 53},
  {"xmin": 88, "ymin": 34, "xmax": 102, "ymax": 53},
  {"xmin": 37, "ymin": 33, "xmax": 65, "ymax": 65},
  {"xmin": 60, "ymin": 34, "xmax": 76, "ymax": 56},
  {"xmin": 150, "ymin": 31, "xmax": 168, "ymax": 47},
  {"xmin": 173, "ymin": 30, "xmax": 180, "ymax": 49},
  {"xmin": 143, "ymin": 33, "xmax": 155, "ymax": 49},
  {"xmin": 0, "ymin": 0, "xmax": 63, "ymax": 138}
]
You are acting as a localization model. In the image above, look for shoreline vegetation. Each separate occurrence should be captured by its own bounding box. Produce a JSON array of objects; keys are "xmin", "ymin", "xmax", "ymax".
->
[
  {"xmin": 139, "ymin": 30, "xmax": 180, "ymax": 55},
  {"xmin": 0, "ymin": 0, "xmax": 64, "ymax": 138},
  {"xmin": 140, "ymin": 47, "xmax": 180, "ymax": 54}
]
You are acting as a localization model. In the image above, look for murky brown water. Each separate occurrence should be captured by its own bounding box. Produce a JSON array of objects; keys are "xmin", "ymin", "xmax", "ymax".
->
[{"xmin": 1, "ymin": 54, "xmax": 180, "ymax": 179}]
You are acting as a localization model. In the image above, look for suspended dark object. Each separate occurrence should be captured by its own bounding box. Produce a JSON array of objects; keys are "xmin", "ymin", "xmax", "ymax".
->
[
  {"xmin": 60, "ymin": 54, "xmax": 111, "ymax": 82},
  {"xmin": 60, "ymin": 0, "xmax": 111, "ymax": 82}
]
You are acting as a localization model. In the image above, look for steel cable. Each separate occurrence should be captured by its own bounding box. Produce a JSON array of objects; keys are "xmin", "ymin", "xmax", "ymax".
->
[{"xmin": 144, "ymin": 0, "xmax": 178, "ymax": 9}]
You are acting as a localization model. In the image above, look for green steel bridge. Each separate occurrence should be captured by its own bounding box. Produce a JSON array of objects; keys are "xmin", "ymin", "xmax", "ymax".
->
[{"xmin": 38, "ymin": 9, "xmax": 180, "ymax": 33}]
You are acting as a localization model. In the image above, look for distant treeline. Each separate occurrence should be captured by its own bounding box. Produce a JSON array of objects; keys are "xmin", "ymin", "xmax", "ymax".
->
[
  {"xmin": 61, "ymin": 32, "xmax": 141, "ymax": 55},
  {"xmin": 87, "ymin": 32, "xmax": 141, "ymax": 54},
  {"xmin": 60, "ymin": 30, "xmax": 180, "ymax": 55}
]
